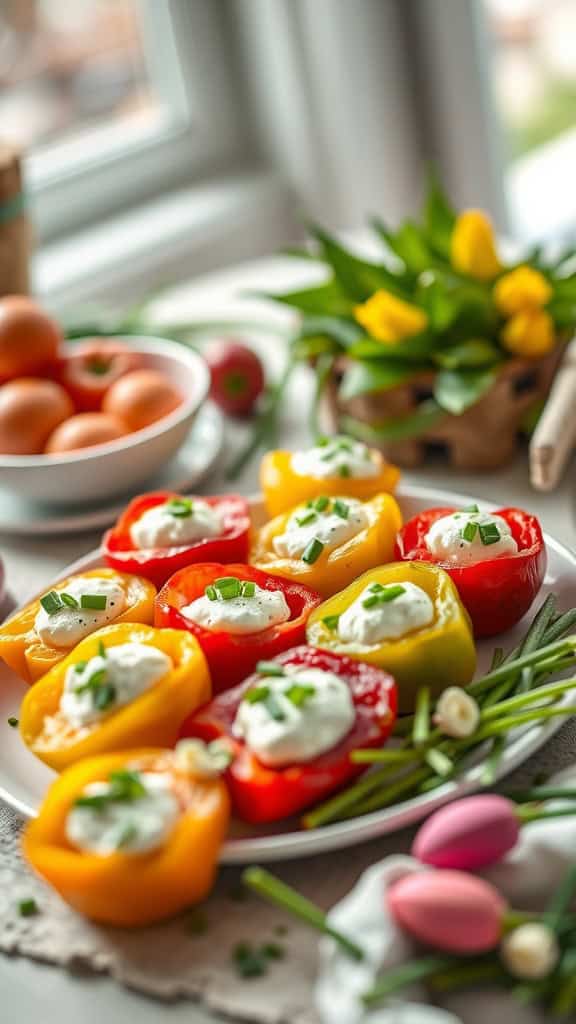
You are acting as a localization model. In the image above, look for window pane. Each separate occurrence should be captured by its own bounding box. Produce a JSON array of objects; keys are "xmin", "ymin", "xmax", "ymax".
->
[
  {"xmin": 0, "ymin": 0, "xmax": 158, "ymax": 152},
  {"xmin": 483, "ymin": 0, "xmax": 576, "ymax": 238}
]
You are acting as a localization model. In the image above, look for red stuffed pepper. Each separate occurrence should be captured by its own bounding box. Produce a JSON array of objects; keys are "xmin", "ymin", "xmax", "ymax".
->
[
  {"xmin": 155, "ymin": 564, "xmax": 322, "ymax": 693},
  {"xmin": 102, "ymin": 492, "xmax": 251, "ymax": 587},
  {"xmin": 394, "ymin": 505, "xmax": 546, "ymax": 637},
  {"xmin": 181, "ymin": 645, "xmax": 397, "ymax": 824}
]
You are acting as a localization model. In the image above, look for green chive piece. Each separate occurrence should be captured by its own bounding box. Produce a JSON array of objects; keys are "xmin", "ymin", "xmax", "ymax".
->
[
  {"xmin": 244, "ymin": 685, "xmax": 270, "ymax": 704},
  {"xmin": 115, "ymin": 823, "xmax": 139, "ymax": 850},
  {"xmin": 461, "ymin": 521, "xmax": 478, "ymax": 542},
  {"xmin": 167, "ymin": 497, "xmax": 194, "ymax": 518},
  {"xmin": 296, "ymin": 511, "xmax": 317, "ymax": 527},
  {"xmin": 322, "ymin": 614, "xmax": 340, "ymax": 630},
  {"xmin": 479, "ymin": 522, "xmax": 501, "ymax": 546},
  {"xmin": 338, "ymin": 464, "xmax": 351, "ymax": 478},
  {"xmin": 380, "ymin": 584, "xmax": 406, "ymax": 603},
  {"xmin": 313, "ymin": 495, "xmax": 330, "ymax": 512},
  {"xmin": 40, "ymin": 590, "xmax": 62, "ymax": 615},
  {"xmin": 241, "ymin": 581, "xmax": 256, "ymax": 598},
  {"xmin": 205, "ymin": 585, "xmax": 217, "ymax": 601},
  {"xmin": 285, "ymin": 683, "xmax": 316, "ymax": 708},
  {"xmin": 74, "ymin": 660, "xmax": 88, "ymax": 673},
  {"xmin": 80, "ymin": 594, "xmax": 107, "ymax": 610},
  {"xmin": 462, "ymin": 504, "xmax": 479, "ymax": 513},
  {"xmin": 233, "ymin": 942, "xmax": 269, "ymax": 978},
  {"xmin": 302, "ymin": 538, "xmax": 324, "ymax": 564},
  {"xmin": 369, "ymin": 582, "xmax": 384, "ymax": 593},
  {"xmin": 74, "ymin": 769, "xmax": 146, "ymax": 811},
  {"xmin": 18, "ymin": 898, "xmax": 39, "ymax": 918},
  {"xmin": 333, "ymin": 499, "xmax": 349, "ymax": 520},
  {"xmin": 93, "ymin": 683, "xmax": 117, "ymax": 711},
  {"xmin": 546, "ymin": 863, "xmax": 576, "ymax": 933},
  {"xmin": 362, "ymin": 595, "xmax": 380, "ymax": 609},
  {"xmin": 60, "ymin": 592, "xmax": 79, "ymax": 609},
  {"xmin": 7, "ymin": 717, "xmax": 18, "ymax": 728},
  {"xmin": 412, "ymin": 687, "xmax": 430, "ymax": 748},
  {"xmin": 316, "ymin": 436, "xmax": 330, "ymax": 447},
  {"xmin": 363, "ymin": 955, "xmax": 455, "ymax": 1006},
  {"xmin": 214, "ymin": 577, "xmax": 241, "ymax": 600},
  {"xmin": 256, "ymin": 661, "xmax": 284, "ymax": 677},
  {"xmin": 264, "ymin": 693, "xmax": 286, "ymax": 722},
  {"xmin": 98, "ymin": 640, "xmax": 106, "ymax": 659}
]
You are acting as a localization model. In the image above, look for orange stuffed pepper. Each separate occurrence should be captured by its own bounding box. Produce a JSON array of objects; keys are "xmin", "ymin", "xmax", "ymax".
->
[
  {"xmin": 0, "ymin": 568, "xmax": 156, "ymax": 684},
  {"xmin": 260, "ymin": 435, "xmax": 399, "ymax": 517},
  {"xmin": 23, "ymin": 745, "xmax": 230, "ymax": 927},
  {"xmin": 251, "ymin": 492, "xmax": 402, "ymax": 598},
  {"xmin": 20, "ymin": 623, "xmax": 211, "ymax": 772}
]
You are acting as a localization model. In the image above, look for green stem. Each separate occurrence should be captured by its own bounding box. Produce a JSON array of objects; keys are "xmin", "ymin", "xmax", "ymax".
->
[
  {"xmin": 481, "ymin": 676, "xmax": 576, "ymax": 722},
  {"xmin": 468, "ymin": 639, "xmax": 575, "ymax": 698},
  {"xmin": 518, "ymin": 806, "xmax": 576, "ymax": 824},
  {"xmin": 350, "ymin": 748, "xmax": 417, "ymax": 764},
  {"xmin": 242, "ymin": 867, "xmax": 364, "ymax": 961},
  {"xmin": 339, "ymin": 765, "xmax": 431, "ymax": 820},
  {"xmin": 362, "ymin": 955, "xmax": 455, "ymax": 1006},
  {"xmin": 424, "ymin": 747, "xmax": 454, "ymax": 778},
  {"xmin": 481, "ymin": 734, "xmax": 506, "ymax": 785},
  {"xmin": 429, "ymin": 961, "xmax": 507, "ymax": 992},
  {"xmin": 302, "ymin": 761, "xmax": 403, "ymax": 828},
  {"xmin": 309, "ymin": 353, "xmax": 334, "ymax": 438},
  {"xmin": 473, "ymin": 705, "xmax": 576, "ymax": 742},
  {"xmin": 412, "ymin": 686, "xmax": 430, "ymax": 747},
  {"xmin": 545, "ymin": 863, "xmax": 576, "ymax": 932},
  {"xmin": 508, "ymin": 786, "xmax": 576, "ymax": 804}
]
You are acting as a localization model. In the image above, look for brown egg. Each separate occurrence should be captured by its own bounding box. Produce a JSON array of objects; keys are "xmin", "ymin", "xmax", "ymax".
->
[
  {"xmin": 0, "ymin": 378, "xmax": 74, "ymax": 454},
  {"xmin": 0, "ymin": 296, "xmax": 62, "ymax": 381},
  {"xmin": 45, "ymin": 413, "xmax": 127, "ymax": 454},
  {"xmin": 102, "ymin": 369, "xmax": 182, "ymax": 431}
]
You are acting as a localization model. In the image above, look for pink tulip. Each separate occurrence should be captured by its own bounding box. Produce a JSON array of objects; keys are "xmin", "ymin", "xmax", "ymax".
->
[
  {"xmin": 412, "ymin": 795, "xmax": 520, "ymax": 871},
  {"xmin": 387, "ymin": 870, "xmax": 507, "ymax": 953}
]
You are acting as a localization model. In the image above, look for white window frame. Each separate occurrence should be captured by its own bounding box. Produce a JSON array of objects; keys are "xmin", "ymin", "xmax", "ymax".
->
[{"xmin": 26, "ymin": 0, "xmax": 246, "ymax": 241}]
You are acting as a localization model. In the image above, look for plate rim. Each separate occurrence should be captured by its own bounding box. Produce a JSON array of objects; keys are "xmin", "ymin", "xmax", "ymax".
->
[{"xmin": 2, "ymin": 480, "xmax": 575, "ymax": 863}]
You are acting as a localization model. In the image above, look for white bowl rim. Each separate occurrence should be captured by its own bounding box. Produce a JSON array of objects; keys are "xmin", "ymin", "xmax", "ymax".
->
[{"xmin": 0, "ymin": 335, "xmax": 209, "ymax": 467}]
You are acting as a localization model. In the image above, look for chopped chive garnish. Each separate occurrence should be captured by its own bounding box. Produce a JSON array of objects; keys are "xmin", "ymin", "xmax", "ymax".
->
[
  {"xmin": 316, "ymin": 436, "xmax": 330, "ymax": 447},
  {"xmin": 214, "ymin": 576, "xmax": 241, "ymax": 600},
  {"xmin": 285, "ymin": 683, "xmax": 316, "ymax": 708},
  {"xmin": 18, "ymin": 898, "xmax": 39, "ymax": 917},
  {"xmin": 114, "ymin": 823, "xmax": 139, "ymax": 850},
  {"xmin": 322, "ymin": 614, "xmax": 340, "ymax": 630},
  {"xmin": 40, "ymin": 590, "xmax": 62, "ymax": 615},
  {"xmin": 333, "ymin": 500, "xmax": 349, "ymax": 520},
  {"xmin": 7, "ymin": 717, "xmax": 18, "ymax": 728},
  {"xmin": 80, "ymin": 594, "xmax": 107, "ymax": 610},
  {"xmin": 215, "ymin": 577, "xmax": 239, "ymax": 587},
  {"xmin": 313, "ymin": 495, "xmax": 330, "ymax": 512},
  {"xmin": 338, "ymin": 464, "xmax": 351, "ymax": 478},
  {"xmin": 244, "ymin": 685, "xmax": 271, "ymax": 704},
  {"xmin": 241, "ymin": 581, "xmax": 256, "ymax": 598},
  {"xmin": 302, "ymin": 538, "xmax": 324, "ymax": 564},
  {"xmin": 233, "ymin": 941, "xmax": 270, "ymax": 978},
  {"xmin": 205, "ymin": 585, "xmax": 217, "ymax": 601},
  {"xmin": 362, "ymin": 594, "xmax": 380, "ymax": 609},
  {"xmin": 93, "ymin": 683, "xmax": 117, "ymax": 711},
  {"xmin": 461, "ymin": 521, "xmax": 478, "ymax": 542},
  {"xmin": 74, "ymin": 770, "xmax": 146, "ymax": 811},
  {"xmin": 167, "ymin": 497, "xmax": 194, "ymax": 518},
  {"xmin": 256, "ymin": 660, "xmax": 285, "ymax": 677},
  {"xmin": 296, "ymin": 511, "xmax": 317, "ymax": 527},
  {"xmin": 264, "ymin": 693, "xmax": 286, "ymax": 722},
  {"xmin": 60, "ymin": 592, "xmax": 79, "ymax": 609},
  {"xmin": 98, "ymin": 640, "xmax": 106, "ymax": 659},
  {"xmin": 242, "ymin": 685, "xmax": 285, "ymax": 720},
  {"xmin": 380, "ymin": 584, "xmax": 406, "ymax": 602},
  {"xmin": 73, "ymin": 660, "xmax": 88, "ymax": 673},
  {"xmin": 369, "ymin": 582, "xmax": 384, "ymax": 593},
  {"xmin": 479, "ymin": 522, "xmax": 501, "ymax": 545},
  {"xmin": 462, "ymin": 504, "xmax": 479, "ymax": 513}
]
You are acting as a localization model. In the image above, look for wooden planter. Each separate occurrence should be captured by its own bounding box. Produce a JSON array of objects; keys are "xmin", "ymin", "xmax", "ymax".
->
[{"xmin": 321, "ymin": 349, "xmax": 561, "ymax": 470}]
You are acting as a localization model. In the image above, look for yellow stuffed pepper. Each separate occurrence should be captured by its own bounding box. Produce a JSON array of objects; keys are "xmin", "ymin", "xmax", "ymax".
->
[
  {"xmin": 306, "ymin": 561, "xmax": 476, "ymax": 712},
  {"xmin": 23, "ymin": 744, "xmax": 230, "ymax": 927},
  {"xmin": 260, "ymin": 434, "xmax": 400, "ymax": 517},
  {"xmin": 251, "ymin": 492, "xmax": 402, "ymax": 598},
  {"xmin": 0, "ymin": 568, "xmax": 156, "ymax": 684},
  {"xmin": 20, "ymin": 623, "xmax": 211, "ymax": 772}
]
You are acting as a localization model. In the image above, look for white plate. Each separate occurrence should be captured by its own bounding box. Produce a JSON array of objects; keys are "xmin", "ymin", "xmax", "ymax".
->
[
  {"xmin": 0, "ymin": 403, "xmax": 224, "ymax": 537},
  {"xmin": 1, "ymin": 483, "xmax": 575, "ymax": 864}
]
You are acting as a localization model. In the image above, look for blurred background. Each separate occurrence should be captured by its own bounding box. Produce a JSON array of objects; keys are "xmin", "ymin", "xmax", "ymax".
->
[{"xmin": 2, "ymin": 0, "xmax": 575, "ymax": 312}]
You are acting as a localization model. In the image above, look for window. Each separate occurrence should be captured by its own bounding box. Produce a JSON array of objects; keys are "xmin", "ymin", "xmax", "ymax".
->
[{"xmin": 11, "ymin": 0, "xmax": 245, "ymax": 240}]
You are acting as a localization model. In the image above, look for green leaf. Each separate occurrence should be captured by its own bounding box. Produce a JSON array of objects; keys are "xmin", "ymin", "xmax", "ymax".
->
[
  {"xmin": 309, "ymin": 224, "xmax": 409, "ymax": 301},
  {"xmin": 341, "ymin": 400, "xmax": 444, "ymax": 442},
  {"xmin": 434, "ymin": 339, "xmax": 502, "ymax": 370},
  {"xmin": 424, "ymin": 169, "xmax": 457, "ymax": 258},
  {"xmin": 372, "ymin": 217, "xmax": 431, "ymax": 275},
  {"xmin": 433, "ymin": 367, "xmax": 497, "ymax": 415},
  {"xmin": 417, "ymin": 276, "xmax": 459, "ymax": 332},
  {"xmin": 547, "ymin": 297, "xmax": 576, "ymax": 329},
  {"xmin": 259, "ymin": 279, "xmax": 354, "ymax": 317},
  {"xmin": 339, "ymin": 360, "xmax": 418, "ymax": 401},
  {"xmin": 299, "ymin": 315, "xmax": 364, "ymax": 348},
  {"xmin": 347, "ymin": 331, "xmax": 438, "ymax": 364}
]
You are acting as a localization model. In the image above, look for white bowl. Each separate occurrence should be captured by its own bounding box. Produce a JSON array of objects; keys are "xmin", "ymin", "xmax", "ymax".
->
[{"xmin": 0, "ymin": 336, "xmax": 209, "ymax": 506}]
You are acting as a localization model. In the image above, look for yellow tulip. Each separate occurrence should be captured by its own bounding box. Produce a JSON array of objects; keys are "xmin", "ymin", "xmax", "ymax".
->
[
  {"xmin": 501, "ymin": 309, "xmax": 555, "ymax": 360},
  {"xmin": 451, "ymin": 209, "xmax": 501, "ymax": 281},
  {"xmin": 354, "ymin": 289, "xmax": 428, "ymax": 344},
  {"xmin": 494, "ymin": 265, "xmax": 552, "ymax": 316}
]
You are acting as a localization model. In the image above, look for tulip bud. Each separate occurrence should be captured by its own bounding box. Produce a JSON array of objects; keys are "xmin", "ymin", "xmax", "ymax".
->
[
  {"xmin": 494, "ymin": 266, "xmax": 552, "ymax": 316},
  {"xmin": 501, "ymin": 309, "xmax": 555, "ymax": 360},
  {"xmin": 433, "ymin": 687, "xmax": 480, "ymax": 738},
  {"xmin": 412, "ymin": 795, "xmax": 520, "ymax": 870},
  {"xmin": 451, "ymin": 210, "xmax": 501, "ymax": 281},
  {"xmin": 388, "ymin": 870, "xmax": 506, "ymax": 953},
  {"xmin": 174, "ymin": 738, "xmax": 233, "ymax": 778},
  {"xmin": 354, "ymin": 289, "xmax": 428, "ymax": 344},
  {"xmin": 501, "ymin": 922, "xmax": 559, "ymax": 980}
]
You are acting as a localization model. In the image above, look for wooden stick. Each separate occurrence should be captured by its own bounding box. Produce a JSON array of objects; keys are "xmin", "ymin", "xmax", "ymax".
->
[{"xmin": 530, "ymin": 336, "xmax": 576, "ymax": 491}]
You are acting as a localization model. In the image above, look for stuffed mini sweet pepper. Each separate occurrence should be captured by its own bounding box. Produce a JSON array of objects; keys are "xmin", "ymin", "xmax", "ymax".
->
[
  {"xmin": 19, "ymin": 623, "xmax": 210, "ymax": 771},
  {"xmin": 23, "ymin": 744, "xmax": 230, "ymax": 926},
  {"xmin": 250, "ymin": 492, "xmax": 402, "ymax": 598},
  {"xmin": 181, "ymin": 645, "xmax": 397, "ymax": 824},
  {"xmin": 394, "ymin": 505, "xmax": 546, "ymax": 636},
  {"xmin": 0, "ymin": 568, "xmax": 156, "ymax": 684},
  {"xmin": 155, "ymin": 563, "xmax": 322, "ymax": 693},
  {"xmin": 102, "ymin": 491, "xmax": 251, "ymax": 587},
  {"xmin": 306, "ymin": 562, "xmax": 476, "ymax": 712},
  {"xmin": 261, "ymin": 434, "xmax": 400, "ymax": 517}
]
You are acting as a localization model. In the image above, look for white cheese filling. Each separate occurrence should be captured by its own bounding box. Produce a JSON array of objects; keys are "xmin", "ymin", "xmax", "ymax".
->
[
  {"xmin": 291, "ymin": 436, "xmax": 379, "ymax": 479},
  {"xmin": 34, "ymin": 576, "xmax": 127, "ymax": 650},
  {"xmin": 425, "ymin": 509, "xmax": 518, "ymax": 565},
  {"xmin": 129, "ymin": 499, "xmax": 222, "ymax": 549},
  {"xmin": 60, "ymin": 642, "xmax": 173, "ymax": 728},
  {"xmin": 181, "ymin": 583, "xmax": 290, "ymax": 636},
  {"xmin": 273, "ymin": 497, "xmax": 368, "ymax": 561},
  {"xmin": 232, "ymin": 667, "xmax": 355, "ymax": 767},
  {"xmin": 337, "ymin": 581, "xmax": 434, "ymax": 645},
  {"xmin": 65, "ymin": 771, "xmax": 180, "ymax": 855}
]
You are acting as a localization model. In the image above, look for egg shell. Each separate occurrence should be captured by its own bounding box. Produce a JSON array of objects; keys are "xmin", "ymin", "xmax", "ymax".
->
[
  {"xmin": 387, "ymin": 870, "xmax": 506, "ymax": 953},
  {"xmin": 412, "ymin": 795, "xmax": 520, "ymax": 871}
]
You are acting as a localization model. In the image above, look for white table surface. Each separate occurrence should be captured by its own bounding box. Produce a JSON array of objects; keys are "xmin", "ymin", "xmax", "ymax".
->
[{"xmin": 1, "ymin": 256, "xmax": 575, "ymax": 1022}]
